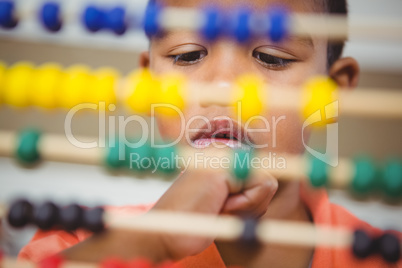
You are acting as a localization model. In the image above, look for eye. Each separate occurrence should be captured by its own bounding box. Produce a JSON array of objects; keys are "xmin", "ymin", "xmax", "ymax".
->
[
  {"xmin": 252, "ymin": 51, "xmax": 296, "ymax": 69},
  {"xmin": 170, "ymin": 50, "xmax": 207, "ymax": 66}
]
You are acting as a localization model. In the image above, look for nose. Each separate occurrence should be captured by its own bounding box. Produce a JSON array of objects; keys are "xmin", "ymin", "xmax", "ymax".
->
[{"xmin": 200, "ymin": 40, "xmax": 249, "ymax": 84}]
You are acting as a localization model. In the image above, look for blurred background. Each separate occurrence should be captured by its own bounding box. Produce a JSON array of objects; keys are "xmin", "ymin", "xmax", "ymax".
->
[{"xmin": 0, "ymin": 0, "xmax": 401, "ymax": 256}]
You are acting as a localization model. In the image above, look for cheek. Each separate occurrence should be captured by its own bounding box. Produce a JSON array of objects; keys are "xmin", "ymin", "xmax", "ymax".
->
[
  {"xmin": 248, "ymin": 109, "xmax": 306, "ymax": 154},
  {"xmin": 157, "ymin": 117, "xmax": 184, "ymax": 141}
]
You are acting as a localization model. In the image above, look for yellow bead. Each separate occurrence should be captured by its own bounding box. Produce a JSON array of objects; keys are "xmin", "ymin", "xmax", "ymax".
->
[
  {"xmin": 0, "ymin": 61, "xmax": 7, "ymax": 104},
  {"xmin": 155, "ymin": 73, "xmax": 186, "ymax": 117},
  {"xmin": 125, "ymin": 69, "xmax": 159, "ymax": 115},
  {"xmin": 31, "ymin": 63, "xmax": 63, "ymax": 109},
  {"xmin": 302, "ymin": 76, "xmax": 338, "ymax": 127},
  {"xmin": 59, "ymin": 65, "xmax": 94, "ymax": 109},
  {"xmin": 91, "ymin": 67, "xmax": 120, "ymax": 110},
  {"xmin": 234, "ymin": 74, "xmax": 266, "ymax": 123},
  {"xmin": 3, "ymin": 62, "xmax": 35, "ymax": 108}
]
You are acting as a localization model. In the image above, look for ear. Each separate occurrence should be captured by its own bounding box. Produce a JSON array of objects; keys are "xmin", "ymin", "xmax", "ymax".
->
[
  {"xmin": 139, "ymin": 51, "xmax": 150, "ymax": 68},
  {"xmin": 329, "ymin": 57, "xmax": 360, "ymax": 88}
]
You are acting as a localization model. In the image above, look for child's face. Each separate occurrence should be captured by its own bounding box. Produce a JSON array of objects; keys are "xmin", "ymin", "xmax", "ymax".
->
[{"xmin": 141, "ymin": 0, "xmax": 356, "ymax": 155}]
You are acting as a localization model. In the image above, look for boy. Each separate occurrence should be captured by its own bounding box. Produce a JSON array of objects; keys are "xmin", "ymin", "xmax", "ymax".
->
[{"xmin": 19, "ymin": 0, "xmax": 400, "ymax": 267}]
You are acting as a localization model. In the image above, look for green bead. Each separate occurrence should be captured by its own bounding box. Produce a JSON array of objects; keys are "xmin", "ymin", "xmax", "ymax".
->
[
  {"xmin": 153, "ymin": 144, "xmax": 177, "ymax": 174},
  {"xmin": 352, "ymin": 158, "xmax": 377, "ymax": 194},
  {"xmin": 105, "ymin": 140, "xmax": 125, "ymax": 169},
  {"xmin": 309, "ymin": 157, "xmax": 328, "ymax": 188},
  {"xmin": 382, "ymin": 160, "xmax": 402, "ymax": 198},
  {"xmin": 16, "ymin": 129, "xmax": 41, "ymax": 164},
  {"xmin": 233, "ymin": 149, "xmax": 252, "ymax": 182},
  {"xmin": 126, "ymin": 142, "xmax": 154, "ymax": 172}
]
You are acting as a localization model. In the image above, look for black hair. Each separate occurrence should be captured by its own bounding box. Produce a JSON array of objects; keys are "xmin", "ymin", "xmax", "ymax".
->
[{"xmin": 326, "ymin": 0, "xmax": 348, "ymax": 68}]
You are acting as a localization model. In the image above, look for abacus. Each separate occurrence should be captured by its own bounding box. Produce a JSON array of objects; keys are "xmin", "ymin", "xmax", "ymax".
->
[{"xmin": 1, "ymin": 0, "xmax": 402, "ymax": 267}]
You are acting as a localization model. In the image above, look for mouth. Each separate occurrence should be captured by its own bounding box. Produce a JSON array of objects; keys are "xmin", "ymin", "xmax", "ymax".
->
[{"xmin": 190, "ymin": 119, "xmax": 253, "ymax": 150}]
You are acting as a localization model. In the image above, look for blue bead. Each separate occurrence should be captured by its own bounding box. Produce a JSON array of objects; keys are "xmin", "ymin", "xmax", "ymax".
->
[
  {"xmin": 234, "ymin": 9, "xmax": 251, "ymax": 43},
  {"xmin": 143, "ymin": 2, "xmax": 161, "ymax": 37},
  {"xmin": 82, "ymin": 5, "xmax": 105, "ymax": 32},
  {"xmin": 105, "ymin": 6, "xmax": 126, "ymax": 35},
  {"xmin": 39, "ymin": 2, "xmax": 62, "ymax": 32},
  {"xmin": 0, "ymin": 0, "xmax": 18, "ymax": 29},
  {"xmin": 268, "ymin": 6, "xmax": 289, "ymax": 42},
  {"xmin": 201, "ymin": 7, "xmax": 222, "ymax": 41}
]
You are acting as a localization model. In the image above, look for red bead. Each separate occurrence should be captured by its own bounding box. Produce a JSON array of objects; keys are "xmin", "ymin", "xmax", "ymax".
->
[
  {"xmin": 0, "ymin": 250, "xmax": 4, "ymax": 262},
  {"xmin": 127, "ymin": 258, "xmax": 153, "ymax": 268},
  {"xmin": 39, "ymin": 255, "xmax": 64, "ymax": 268},
  {"xmin": 101, "ymin": 257, "xmax": 127, "ymax": 268}
]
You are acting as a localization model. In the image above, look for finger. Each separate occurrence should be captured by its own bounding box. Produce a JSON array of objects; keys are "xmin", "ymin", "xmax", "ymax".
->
[{"xmin": 221, "ymin": 172, "xmax": 278, "ymax": 217}]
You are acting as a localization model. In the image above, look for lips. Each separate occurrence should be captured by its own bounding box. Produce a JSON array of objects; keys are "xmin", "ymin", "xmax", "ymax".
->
[{"xmin": 190, "ymin": 119, "xmax": 253, "ymax": 150}]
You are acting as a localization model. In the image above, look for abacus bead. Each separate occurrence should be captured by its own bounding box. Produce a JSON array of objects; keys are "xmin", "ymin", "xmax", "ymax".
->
[
  {"xmin": 101, "ymin": 258, "xmax": 126, "ymax": 268},
  {"xmin": 127, "ymin": 142, "xmax": 153, "ymax": 171},
  {"xmin": 234, "ymin": 9, "xmax": 251, "ymax": 43},
  {"xmin": 105, "ymin": 6, "xmax": 127, "ymax": 35},
  {"xmin": 39, "ymin": 2, "xmax": 62, "ymax": 32},
  {"xmin": 33, "ymin": 202, "xmax": 59, "ymax": 230},
  {"xmin": 32, "ymin": 63, "xmax": 63, "ymax": 109},
  {"xmin": 60, "ymin": 65, "xmax": 93, "ymax": 109},
  {"xmin": 154, "ymin": 145, "xmax": 177, "ymax": 174},
  {"xmin": 0, "ymin": 0, "xmax": 18, "ymax": 29},
  {"xmin": 302, "ymin": 76, "xmax": 338, "ymax": 127},
  {"xmin": 352, "ymin": 158, "xmax": 377, "ymax": 194},
  {"xmin": 127, "ymin": 258, "xmax": 153, "ymax": 268},
  {"xmin": 16, "ymin": 129, "xmax": 41, "ymax": 164},
  {"xmin": 309, "ymin": 157, "xmax": 328, "ymax": 188},
  {"xmin": 39, "ymin": 255, "xmax": 64, "ymax": 268},
  {"xmin": 155, "ymin": 73, "xmax": 186, "ymax": 117},
  {"xmin": 239, "ymin": 218, "xmax": 260, "ymax": 248},
  {"xmin": 233, "ymin": 149, "xmax": 252, "ymax": 182},
  {"xmin": 83, "ymin": 5, "xmax": 105, "ymax": 32},
  {"xmin": 83, "ymin": 207, "xmax": 105, "ymax": 233},
  {"xmin": 378, "ymin": 233, "xmax": 401, "ymax": 263},
  {"xmin": 105, "ymin": 141, "xmax": 126, "ymax": 169},
  {"xmin": 92, "ymin": 67, "xmax": 119, "ymax": 108},
  {"xmin": 59, "ymin": 204, "xmax": 83, "ymax": 231},
  {"xmin": 352, "ymin": 229, "xmax": 374, "ymax": 259},
  {"xmin": 7, "ymin": 199, "xmax": 33, "ymax": 228},
  {"xmin": 268, "ymin": 6, "xmax": 289, "ymax": 42},
  {"xmin": 382, "ymin": 160, "xmax": 402, "ymax": 198},
  {"xmin": 3, "ymin": 62, "xmax": 35, "ymax": 108},
  {"xmin": 234, "ymin": 74, "xmax": 265, "ymax": 123},
  {"xmin": 125, "ymin": 69, "xmax": 159, "ymax": 115},
  {"xmin": 143, "ymin": 2, "xmax": 161, "ymax": 37},
  {"xmin": 201, "ymin": 7, "xmax": 222, "ymax": 41}
]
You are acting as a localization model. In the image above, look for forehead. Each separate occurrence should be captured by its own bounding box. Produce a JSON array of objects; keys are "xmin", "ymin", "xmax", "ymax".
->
[{"xmin": 156, "ymin": 0, "xmax": 320, "ymax": 13}]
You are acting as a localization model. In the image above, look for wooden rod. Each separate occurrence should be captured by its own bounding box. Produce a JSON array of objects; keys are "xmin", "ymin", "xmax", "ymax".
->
[
  {"xmin": 0, "ymin": 206, "xmax": 353, "ymax": 248},
  {"xmin": 0, "ymin": 130, "xmax": 357, "ymax": 188},
  {"xmin": 105, "ymin": 210, "xmax": 354, "ymax": 247}
]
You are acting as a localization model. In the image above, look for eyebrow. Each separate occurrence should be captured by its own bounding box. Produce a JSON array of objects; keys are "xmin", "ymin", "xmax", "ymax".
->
[
  {"xmin": 154, "ymin": 30, "xmax": 315, "ymax": 49},
  {"xmin": 287, "ymin": 35, "xmax": 315, "ymax": 49}
]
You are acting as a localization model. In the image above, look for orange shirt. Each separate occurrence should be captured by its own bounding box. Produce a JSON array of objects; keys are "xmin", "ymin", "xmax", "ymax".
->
[{"xmin": 19, "ymin": 184, "xmax": 402, "ymax": 268}]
